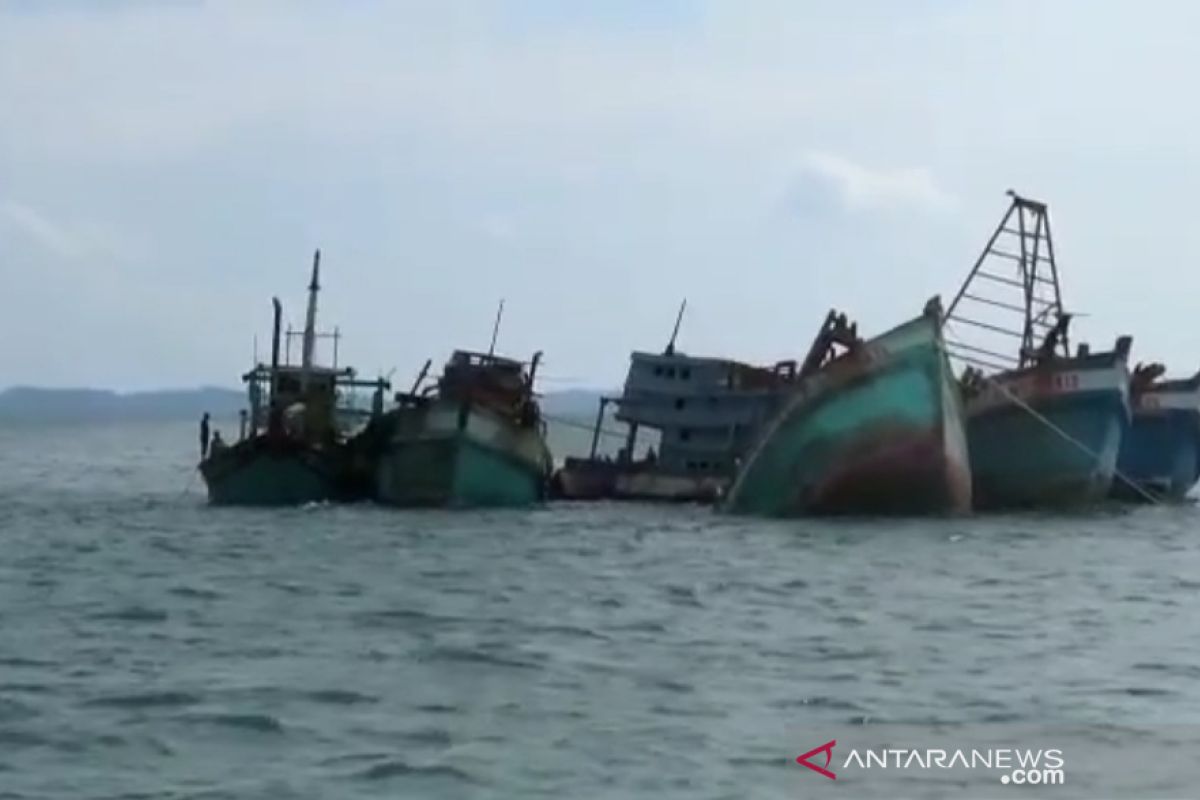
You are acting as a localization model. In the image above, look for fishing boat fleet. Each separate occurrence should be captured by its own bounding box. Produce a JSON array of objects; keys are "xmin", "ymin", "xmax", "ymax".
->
[
  {"xmin": 198, "ymin": 250, "xmax": 553, "ymax": 509},
  {"xmin": 198, "ymin": 191, "xmax": 1200, "ymax": 513}
]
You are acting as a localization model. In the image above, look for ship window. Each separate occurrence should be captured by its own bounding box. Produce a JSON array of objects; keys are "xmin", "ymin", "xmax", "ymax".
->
[
  {"xmin": 667, "ymin": 368, "xmax": 676, "ymax": 378},
  {"xmin": 654, "ymin": 366, "xmax": 663, "ymax": 377},
  {"xmin": 681, "ymin": 368, "xmax": 691, "ymax": 380},
  {"xmin": 679, "ymin": 428, "xmax": 691, "ymax": 441},
  {"xmin": 674, "ymin": 398, "xmax": 686, "ymax": 410}
]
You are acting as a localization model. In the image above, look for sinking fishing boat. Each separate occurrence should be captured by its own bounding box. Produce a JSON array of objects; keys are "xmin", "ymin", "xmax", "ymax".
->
[
  {"xmin": 199, "ymin": 251, "xmax": 389, "ymax": 506},
  {"xmin": 944, "ymin": 192, "xmax": 1132, "ymax": 509},
  {"xmin": 551, "ymin": 301, "xmax": 801, "ymax": 503},
  {"xmin": 722, "ymin": 298, "xmax": 971, "ymax": 516},
  {"xmin": 374, "ymin": 345, "xmax": 553, "ymax": 508},
  {"xmin": 1110, "ymin": 364, "xmax": 1200, "ymax": 502},
  {"xmin": 960, "ymin": 340, "xmax": 1132, "ymax": 508}
]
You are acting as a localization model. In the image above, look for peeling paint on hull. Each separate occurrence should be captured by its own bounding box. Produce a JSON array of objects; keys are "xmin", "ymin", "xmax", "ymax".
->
[
  {"xmin": 723, "ymin": 313, "xmax": 970, "ymax": 517},
  {"xmin": 807, "ymin": 424, "xmax": 971, "ymax": 515}
]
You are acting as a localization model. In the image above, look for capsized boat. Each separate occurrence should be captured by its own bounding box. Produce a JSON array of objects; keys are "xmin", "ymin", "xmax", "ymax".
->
[
  {"xmin": 1111, "ymin": 364, "xmax": 1200, "ymax": 502},
  {"xmin": 551, "ymin": 301, "xmax": 802, "ymax": 503},
  {"xmin": 944, "ymin": 192, "xmax": 1132, "ymax": 509},
  {"xmin": 374, "ymin": 349, "xmax": 553, "ymax": 507},
  {"xmin": 199, "ymin": 251, "xmax": 389, "ymax": 506},
  {"xmin": 722, "ymin": 298, "xmax": 971, "ymax": 517}
]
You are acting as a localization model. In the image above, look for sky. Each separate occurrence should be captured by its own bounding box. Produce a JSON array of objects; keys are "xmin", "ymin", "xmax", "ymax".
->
[{"xmin": 3, "ymin": 0, "xmax": 1200, "ymax": 391}]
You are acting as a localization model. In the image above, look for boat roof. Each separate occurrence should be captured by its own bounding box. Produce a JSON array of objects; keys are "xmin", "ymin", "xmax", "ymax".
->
[
  {"xmin": 628, "ymin": 349, "xmax": 771, "ymax": 371},
  {"xmin": 448, "ymin": 349, "xmax": 526, "ymax": 369},
  {"xmin": 242, "ymin": 363, "xmax": 356, "ymax": 381}
]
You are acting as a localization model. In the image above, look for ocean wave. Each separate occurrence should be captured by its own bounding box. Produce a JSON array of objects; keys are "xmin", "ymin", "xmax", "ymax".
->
[
  {"xmin": 84, "ymin": 690, "xmax": 201, "ymax": 709},
  {"xmin": 303, "ymin": 689, "xmax": 379, "ymax": 705},
  {"xmin": 355, "ymin": 759, "xmax": 478, "ymax": 784},
  {"xmin": 422, "ymin": 645, "xmax": 544, "ymax": 671},
  {"xmin": 186, "ymin": 712, "xmax": 285, "ymax": 733},
  {"xmin": 89, "ymin": 606, "xmax": 168, "ymax": 623}
]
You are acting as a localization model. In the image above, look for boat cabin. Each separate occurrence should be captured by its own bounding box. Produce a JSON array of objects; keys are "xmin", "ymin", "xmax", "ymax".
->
[
  {"xmin": 242, "ymin": 363, "xmax": 357, "ymax": 442},
  {"xmin": 612, "ymin": 350, "xmax": 798, "ymax": 477},
  {"xmin": 439, "ymin": 350, "xmax": 531, "ymax": 398},
  {"xmin": 400, "ymin": 349, "xmax": 546, "ymax": 428}
]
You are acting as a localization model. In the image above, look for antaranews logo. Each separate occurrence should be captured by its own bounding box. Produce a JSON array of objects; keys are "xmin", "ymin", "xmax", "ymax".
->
[
  {"xmin": 796, "ymin": 740, "xmax": 838, "ymax": 780},
  {"xmin": 796, "ymin": 740, "xmax": 1065, "ymax": 786}
]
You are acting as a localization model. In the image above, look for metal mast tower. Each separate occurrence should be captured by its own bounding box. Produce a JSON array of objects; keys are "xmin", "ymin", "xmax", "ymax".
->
[{"xmin": 944, "ymin": 190, "xmax": 1068, "ymax": 372}]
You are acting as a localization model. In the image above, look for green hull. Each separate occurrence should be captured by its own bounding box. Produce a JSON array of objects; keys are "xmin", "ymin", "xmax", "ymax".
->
[
  {"xmin": 375, "ymin": 402, "xmax": 551, "ymax": 508},
  {"xmin": 723, "ymin": 312, "xmax": 971, "ymax": 516},
  {"xmin": 199, "ymin": 438, "xmax": 345, "ymax": 506}
]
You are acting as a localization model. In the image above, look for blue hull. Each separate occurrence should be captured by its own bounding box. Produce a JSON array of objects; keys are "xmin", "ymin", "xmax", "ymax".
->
[
  {"xmin": 969, "ymin": 389, "xmax": 1128, "ymax": 509},
  {"xmin": 199, "ymin": 437, "xmax": 349, "ymax": 506},
  {"xmin": 1113, "ymin": 408, "xmax": 1200, "ymax": 502}
]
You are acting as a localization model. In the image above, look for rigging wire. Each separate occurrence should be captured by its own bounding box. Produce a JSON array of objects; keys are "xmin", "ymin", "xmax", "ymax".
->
[{"xmin": 541, "ymin": 412, "xmax": 628, "ymax": 440}]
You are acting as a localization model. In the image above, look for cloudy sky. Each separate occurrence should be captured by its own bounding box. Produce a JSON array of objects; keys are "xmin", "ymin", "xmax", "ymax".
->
[{"xmin": 3, "ymin": 0, "xmax": 1199, "ymax": 391}]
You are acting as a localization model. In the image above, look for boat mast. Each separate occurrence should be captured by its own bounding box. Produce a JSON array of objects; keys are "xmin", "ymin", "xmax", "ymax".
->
[
  {"xmin": 302, "ymin": 249, "xmax": 321, "ymax": 371},
  {"xmin": 487, "ymin": 299, "xmax": 505, "ymax": 357},
  {"xmin": 943, "ymin": 190, "xmax": 1067, "ymax": 371},
  {"xmin": 664, "ymin": 299, "xmax": 687, "ymax": 356},
  {"xmin": 528, "ymin": 350, "xmax": 543, "ymax": 388},
  {"xmin": 270, "ymin": 298, "xmax": 283, "ymax": 376},
  {"xmin": 269, "ymin": 297, "xmax": 283, "ymax": 434}
]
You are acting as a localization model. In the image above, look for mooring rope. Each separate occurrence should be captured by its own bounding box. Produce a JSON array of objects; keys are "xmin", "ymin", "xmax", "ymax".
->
[
  {"xmin": 941, "ymin": 327, "xmax": 1161, "ymax": 505},
  {"xmin": 176, "ymin": 466, "xmax": 199, "ymax": 500}
]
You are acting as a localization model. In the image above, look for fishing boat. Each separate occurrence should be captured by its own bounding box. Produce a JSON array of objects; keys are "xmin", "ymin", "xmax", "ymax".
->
[
  {"xmin": 373, "ymin": 302, "xmax": 553, "ymax": 508},
  {"xmin": 1110, "ymin": 364, "xmax": 1200, "ymax": 502},
  {"xmin": 944, "ymin": 192, "xmax": 1132, "ymax": 509},
  {"xmin": 722, "ymin": 298, "xmax": 971, "ymax": 516},
  {"xmin": 373, "ymin": 350, "xmax": 553, "ymax": 507},
  {"xmin": 551, "ymin": 302, "xmax": 801, "ymax": 503},
  {"xmin": 199, "ymin": 251, "xmax": 389, "ymax": 506}
]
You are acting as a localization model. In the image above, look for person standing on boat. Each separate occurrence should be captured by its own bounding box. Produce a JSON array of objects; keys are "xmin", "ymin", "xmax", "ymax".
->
[{"xmin": 200, "ymin": 412, "xmax": 211, "ymax": 459}]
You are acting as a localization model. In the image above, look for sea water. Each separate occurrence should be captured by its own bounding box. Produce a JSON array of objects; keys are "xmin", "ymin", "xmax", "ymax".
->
[{"xmin": 1, "ymin": 419, "xmax": 1198, "ymax": 798}]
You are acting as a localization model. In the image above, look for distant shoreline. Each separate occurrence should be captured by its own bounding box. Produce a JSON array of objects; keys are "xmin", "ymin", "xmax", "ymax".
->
[{"xmin": 0, "ymin": 386, "xmax": 607, "ymax": 422}]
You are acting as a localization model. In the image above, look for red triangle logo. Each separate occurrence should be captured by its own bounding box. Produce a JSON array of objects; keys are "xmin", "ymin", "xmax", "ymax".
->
[{"xmin": 796, "ymin": 739, "xmax": 837, "ymax": 780}]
